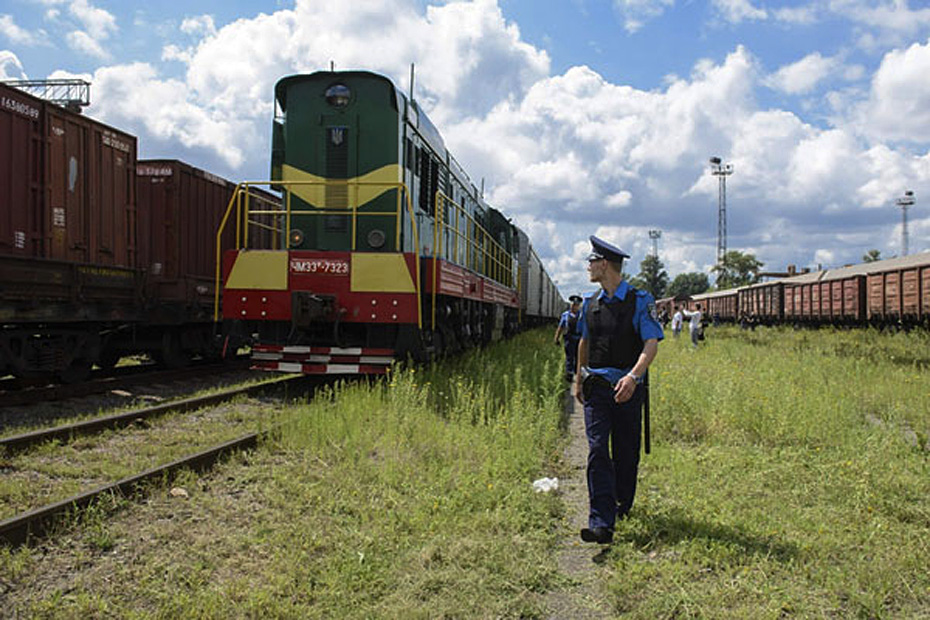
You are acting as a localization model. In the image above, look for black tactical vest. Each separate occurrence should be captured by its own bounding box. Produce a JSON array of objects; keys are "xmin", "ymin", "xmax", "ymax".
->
[{"xmin": 585, "ymin": 289, "xmax": 644, "ymax": 369}]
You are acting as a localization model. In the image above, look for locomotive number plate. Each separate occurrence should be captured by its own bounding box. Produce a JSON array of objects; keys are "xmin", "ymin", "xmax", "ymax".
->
[{"xmin": 290, "ymin": 258, "xmax": 350, "ymax": 275}]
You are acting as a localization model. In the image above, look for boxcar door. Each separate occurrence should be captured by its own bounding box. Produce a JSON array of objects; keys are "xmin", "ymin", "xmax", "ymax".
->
[{"xmin": 47, "ymin": 114, "xmax": 85, "ymax": 262}]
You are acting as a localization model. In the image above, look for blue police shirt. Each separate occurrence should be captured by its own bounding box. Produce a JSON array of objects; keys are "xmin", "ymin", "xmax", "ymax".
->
[
  {"xmin": 577, "ymin": 280, "xmax": 664, "ymax": 385},
  {"xmin": 558, "ymin": 310, "xmax": 580, "ymax": 338}
]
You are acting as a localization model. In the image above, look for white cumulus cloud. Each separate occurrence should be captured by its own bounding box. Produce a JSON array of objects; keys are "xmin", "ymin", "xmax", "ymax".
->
[
  {"xmin": 66, "ymin": 30, "xmax": 108, "ymax": 59},
  {"xmin": 0, "ymin": 49, "xmax": 27, "ymax": 79},
  {"xmin": 0, "ymin": 14, "xmax": 43, "ymax": 45},
  {"xmin": 766, "ymin": 52, "xmax": 840, "ymax": 95},
  {"xmin": 713, "ymin": 0, "xmax": 767, "ymax": 24},
  {"xmin": 857, "ymin": 38, "xmax": 930, "ymax": 143},
  {"xmin": 68, "ymin": 0, "xmax": 116, "ymax": 40}
]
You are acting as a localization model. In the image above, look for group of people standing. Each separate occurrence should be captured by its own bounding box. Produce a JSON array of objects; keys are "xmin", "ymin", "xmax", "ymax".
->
[
  {"xmin": 553, "ymin": 236, "xmax": 717, "ymax": 546},
  {"xmin": 669, "ymin": 303, "xmax": 705, "ymax": 349}
]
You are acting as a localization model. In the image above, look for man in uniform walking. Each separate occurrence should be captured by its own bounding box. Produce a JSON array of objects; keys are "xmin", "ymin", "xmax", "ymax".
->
[
  {"xmin": 574, "ymin": 236, "xmax": 663, "ymax": 544},
  {"xmin": 554, "ymin": 295, "xmax": 583, "ymax": 381}
]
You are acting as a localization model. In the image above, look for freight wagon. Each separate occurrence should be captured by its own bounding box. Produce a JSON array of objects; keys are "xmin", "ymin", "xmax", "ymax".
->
[
  {"xmin": 689, "ymin": 288, "xmax": 739, "ymax": 322},
  {"xmin": 865, "ymin": 253, "xmax": 930, "ymax": 326},
  {"xmin": 738, "ymin": 280, "xmax": 784, "ymax": 325},
  {"xmin": 0, "ymin": 82, "xmax": 280, "ymax": 380}
]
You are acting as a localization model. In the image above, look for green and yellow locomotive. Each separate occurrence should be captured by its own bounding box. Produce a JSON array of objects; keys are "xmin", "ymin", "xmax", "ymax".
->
[{"xmin": 217, "ymin": 70, "xmax": 561, "ymax": 374}]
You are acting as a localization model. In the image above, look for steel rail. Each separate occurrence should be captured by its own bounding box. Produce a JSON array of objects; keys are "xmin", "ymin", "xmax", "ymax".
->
[
  {"xmin": 0, "ymin": 432, "xmax": 261, "ymax": 547},
  {"xmin": 0, "ymin": 374, "xmax": 302, "ymax": 454}
]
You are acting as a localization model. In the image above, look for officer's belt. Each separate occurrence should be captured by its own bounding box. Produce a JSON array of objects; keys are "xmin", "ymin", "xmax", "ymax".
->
[{"xmin": 581, "ymin": 370, "xmax": 614, "ymax": 399}]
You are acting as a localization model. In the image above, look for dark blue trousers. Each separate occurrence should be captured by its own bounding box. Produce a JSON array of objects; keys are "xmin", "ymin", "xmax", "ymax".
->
[
  {"xmin": 564, "ymin": 338, "xmax": 579, "ymax": 376},
  {"xmin": 583, "ymin": 381, "xmax": 643, "ymax": 530}
]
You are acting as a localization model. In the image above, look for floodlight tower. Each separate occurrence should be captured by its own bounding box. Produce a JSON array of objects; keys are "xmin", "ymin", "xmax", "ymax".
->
[
  {"xmin": 709, "ymin": 156, "xmax": 734, "ymax": 266},
  {"xmin": 648, "ymin": 229, "xmax": 662, "ymax": 258},
  {"xmin": 895, "ymin": 190, "xmax": 915, "ymax": 256}
]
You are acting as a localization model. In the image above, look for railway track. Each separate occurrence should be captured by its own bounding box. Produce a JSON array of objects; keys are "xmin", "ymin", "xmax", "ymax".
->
[
  {"xmin": 0, "ymin": 373, "xmax": 312, "ymax": 547},
  {"xmin": 0, "ymin": 357, "xmax": 251, "ymax": 409},
  {"xmin": 0, "ymin": 373, "xmax": 300, "ymax": 453}
]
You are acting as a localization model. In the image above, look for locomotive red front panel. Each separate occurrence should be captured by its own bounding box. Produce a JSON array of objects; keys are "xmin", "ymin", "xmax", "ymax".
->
[{"xmin": 222, "ymin": 249, "xmax": 419, "ymax": 324}]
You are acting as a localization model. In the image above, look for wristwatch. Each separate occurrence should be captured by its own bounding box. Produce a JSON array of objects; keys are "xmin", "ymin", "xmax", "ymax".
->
[{"xmin": 626, "ymin": 372, "xmax": 642, "ymax": 384}]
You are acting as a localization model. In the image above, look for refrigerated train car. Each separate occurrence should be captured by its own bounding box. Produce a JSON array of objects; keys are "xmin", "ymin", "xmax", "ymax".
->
[{"xmin": 218, "ymin": 70, "xmax": 562, "ymax": 374}]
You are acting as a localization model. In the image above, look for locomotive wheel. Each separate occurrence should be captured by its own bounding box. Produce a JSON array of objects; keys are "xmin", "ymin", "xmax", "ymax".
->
[
  {"xmin": 58, "ymin": 358, "xmax": 92, "ymax": 384},
  {"xmin": 158, "ymin": 332, "xmax": 191, "ymax": 368},
  {"xmin": 97, "ymin": 348, "xmax": 121, "ymax": 370}
]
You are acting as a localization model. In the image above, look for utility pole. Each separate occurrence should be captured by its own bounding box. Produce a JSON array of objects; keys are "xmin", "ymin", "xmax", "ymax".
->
[
  {"xmin": 709, "ymin": 157, "xmax": 733, "ymax": 266},
  {"xmin": 895, "ymin": 190, "xmax": 915, "ymax": 256},
  {"xmin": 648, "ymin": 229, "xmax": 662, "ymax": 259}
]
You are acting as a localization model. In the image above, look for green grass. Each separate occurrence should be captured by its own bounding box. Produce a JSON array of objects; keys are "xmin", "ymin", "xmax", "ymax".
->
[
  {"xmin": 3, "ymin": 329, "xmax": 568, "ymax": 618},
  {"xmin": 2, "ymin": 325, "xmax": 928, "ymax": 618},
  {"xmin": 0, "ymin": 396, "xmax": 276, "ymax": 520},
  {"xmin": 612, "ymin": 326, "xmax": 930, "ymax": 618}
]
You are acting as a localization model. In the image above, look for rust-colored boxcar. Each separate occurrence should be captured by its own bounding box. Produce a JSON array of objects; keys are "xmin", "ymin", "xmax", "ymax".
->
[
  {"xmin": 689, "ymin": 288, "xmax": 738, "ymax": 322},
  {"xmin": 738, "ymin": 280, "xmax": 784, "ymax": 324},
  {"xmin": 0, "ymin": 84, "xmax": 43, "ymax": 258},
  {"xmin": 866, "ymin": 252, "xmax": 930, "ymax": 324},
  {"xmin": 46, "ymin": 104, "xmax": 137, "ymax": 267},
  {"xmin": 136, "ymin": 159, "xmax": 282, "ymax": 318},
  {"xmin": 782, "ymin": 271, "xmax": 823, "ymax": 322},
  {"xmin": 0, "ymin": 82, "xmax": 137, "ymax": 266},
  {"xmin": 1, "ymin": 83, "xmax": 139, "ymax": 379}
]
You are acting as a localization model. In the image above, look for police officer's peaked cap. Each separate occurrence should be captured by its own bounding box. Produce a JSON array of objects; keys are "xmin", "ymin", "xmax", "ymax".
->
[
  {"xmin": 586, "ymin": 235, "xmax": 630, "ymax": 263},
  {"xmin": 569, "ymin": 295, "xmax": 582, "ymax": 303}
]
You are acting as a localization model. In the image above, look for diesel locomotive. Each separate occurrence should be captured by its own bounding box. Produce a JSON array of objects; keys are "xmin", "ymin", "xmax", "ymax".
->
[{"xmin": 217, "ymin": 70, "xmax": 562, "ymax": 374}]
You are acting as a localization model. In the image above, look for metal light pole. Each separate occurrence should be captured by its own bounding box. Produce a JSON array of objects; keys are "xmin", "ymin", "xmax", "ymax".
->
[
  {"xmin": 709, "ymin": 157, "xmax": 733, "ymax": 266},
  {"xmin": 895, "ymin": 190, "xmax": 915, "ymax": 256},
  {"xmin": 648, "ymin": 229, "xmax": 662, "ymax": 259}
]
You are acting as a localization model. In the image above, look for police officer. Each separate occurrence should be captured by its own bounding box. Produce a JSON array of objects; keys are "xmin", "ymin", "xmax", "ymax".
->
[
  {"xmin": 554, "ymin": 295, "xmax": 583, "ymax": 381},
  {"xmin": 574, "ymin": 236, "xmax": 663, "ymax": 544}
]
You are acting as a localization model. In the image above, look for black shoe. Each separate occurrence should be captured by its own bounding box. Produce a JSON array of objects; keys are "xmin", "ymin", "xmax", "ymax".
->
[{"xmin": 580, "ymin": 527, "xmax": 613, "ymax": 544}]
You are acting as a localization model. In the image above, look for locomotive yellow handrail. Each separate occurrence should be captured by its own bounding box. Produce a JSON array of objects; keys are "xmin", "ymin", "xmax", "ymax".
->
[
  {"xmin": 214, "ymin": 180, "xmax": 420, "ymax": 330},
  {"xmin": 430, "ymin": 190, "xmax": 517, "ymax": 330}
]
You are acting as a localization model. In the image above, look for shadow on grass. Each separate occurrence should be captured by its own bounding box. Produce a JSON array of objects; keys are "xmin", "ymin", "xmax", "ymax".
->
[
  {"xmin": 618, "ymin": 507, "xmax": 799, "ymax": 563},
  {"xmin": 559, "ymin": 387, "xmax": 576, "ymax": 432}
]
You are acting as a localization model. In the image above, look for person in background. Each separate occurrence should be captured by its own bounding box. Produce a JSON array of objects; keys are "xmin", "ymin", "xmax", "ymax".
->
[
  {"xmin": 671, "ymin": 305, "xmax": 683, "ymax": 339},
  {"xmin": 573, "ymin": 236, "xmax": 663, "ymax": 545},
  {"xmin": 682, "ymin": 303, "xmax": 703, "ymax": 349},
  {"xmin": 554, "ymin": 295, "xmax": 583, "ymax": 381}
]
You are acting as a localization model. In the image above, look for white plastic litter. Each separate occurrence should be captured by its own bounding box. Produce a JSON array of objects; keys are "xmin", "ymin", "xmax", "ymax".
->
[{"xmin": 532, "ymin": 477, "xmax": 559, "ymax": 493}]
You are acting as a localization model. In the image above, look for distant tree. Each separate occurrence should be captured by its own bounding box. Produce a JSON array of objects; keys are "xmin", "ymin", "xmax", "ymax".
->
[
  {"xmin": 712, "ymin": 250, "xmax": 763, "ymax": 290},
  {"xmin": 862, "ymin": 249, "xmax": 881, "ymax": 262},
  {"xmin": 667, "ymin": 272, "xmax": 710, "ymax": 297},
  {"xmin": 629, "ymin": 254, "xmax": 668, "ymax": 298}
]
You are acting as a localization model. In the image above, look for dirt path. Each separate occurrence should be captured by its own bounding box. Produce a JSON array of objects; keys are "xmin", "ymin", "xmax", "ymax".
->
[{"xmin": 544, "ymin": 389, "xmax": 613, "ymax": 619}]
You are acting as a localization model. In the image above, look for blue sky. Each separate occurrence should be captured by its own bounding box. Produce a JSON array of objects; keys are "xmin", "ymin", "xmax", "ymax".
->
[{"xmin": 2, "ymin": 0, "xmax": 930, "ymax": 296}]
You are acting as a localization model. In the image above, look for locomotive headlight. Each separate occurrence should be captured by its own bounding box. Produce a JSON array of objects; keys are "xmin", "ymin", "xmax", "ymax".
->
[
  {"xmin": 367, "ymin": 229, "xmax": 386, "ymax": 249},
  {"xmin": 289, "ymin": 228, "xmax": 304, "ymax": 247},
  {"xmin": 325, "ymin": 84, "xmax": 351, "ymax": 107}
]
